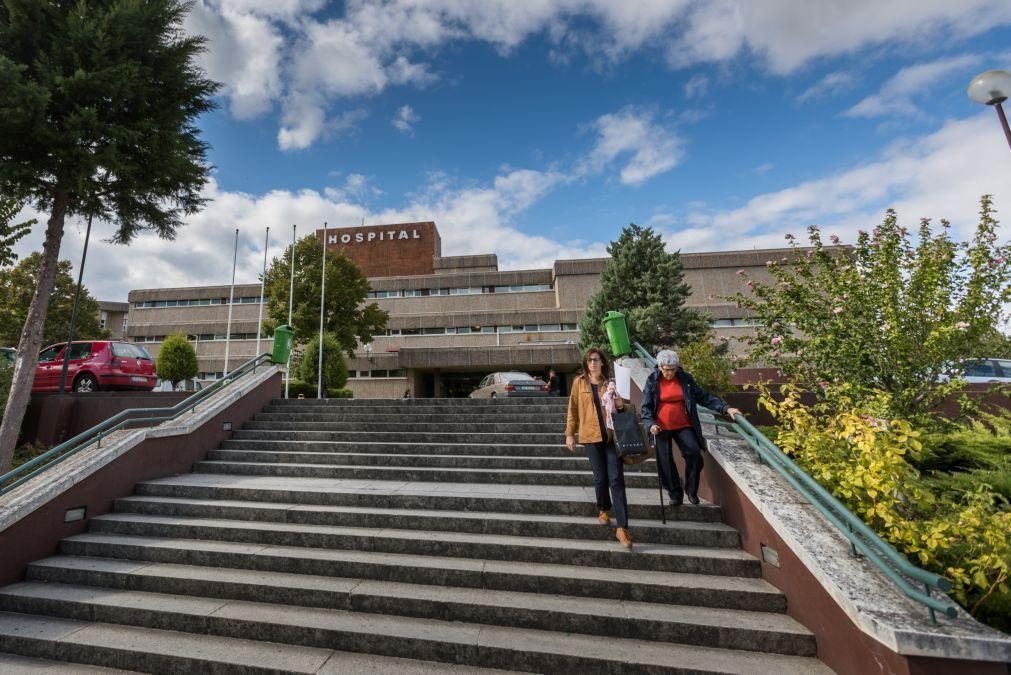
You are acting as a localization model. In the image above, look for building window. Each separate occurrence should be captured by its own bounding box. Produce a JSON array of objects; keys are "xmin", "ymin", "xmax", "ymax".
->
[{"xmin": 99, "ymin": 311, "xmax": 108, "ymax": 330}]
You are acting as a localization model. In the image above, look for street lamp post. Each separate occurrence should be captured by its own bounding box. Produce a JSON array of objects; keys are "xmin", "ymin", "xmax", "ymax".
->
[
  {"xmin": 57, "ymin": 214, "xmax": 94, "ymax": 395},
  {"xmin": 968, "ymin": 69, "xmax": 1011, "ymax": 151}
]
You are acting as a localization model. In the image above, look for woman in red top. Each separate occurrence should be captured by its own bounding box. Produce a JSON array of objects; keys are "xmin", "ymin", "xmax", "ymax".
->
[{"xmin": 641, "ymin": 349, "xmax": 740, "ymax": 505}]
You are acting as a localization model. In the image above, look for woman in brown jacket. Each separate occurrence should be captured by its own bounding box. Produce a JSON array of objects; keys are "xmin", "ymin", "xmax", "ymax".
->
[{"xmin": 564, "ymin": 348, "xmax": 633, "ymax": 549}]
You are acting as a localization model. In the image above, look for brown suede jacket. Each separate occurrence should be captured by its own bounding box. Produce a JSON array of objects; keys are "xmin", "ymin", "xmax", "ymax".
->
[{"xmin": 564, "ymin": 374, "xmax": 628, "ymax": 444}]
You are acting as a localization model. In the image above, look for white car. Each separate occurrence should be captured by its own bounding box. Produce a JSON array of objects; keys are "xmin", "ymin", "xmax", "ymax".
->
[
  {"xmin": 470, "ymin": 372, "xmax": 550, "ymax": 398},
  {"xmin": 960, "ymin": 358, "xmax": 1011, "ymax": 383}
]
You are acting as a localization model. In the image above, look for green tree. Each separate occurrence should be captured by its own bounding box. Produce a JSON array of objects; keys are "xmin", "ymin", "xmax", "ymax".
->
[
  {"xmin": 298, "ymin": 333, "xmax": 349, "ymax": 393},
  {"xmin": 0, "ymin": 0, "xmax": 217, "ymax": 472},
  {"xmin": 0, "ymin": 252, "xmax": 108, "ymax": 347},
  {"xmin": 262, "ymin": 235, "xmax": 388, "ymax": 357},
  {"xmin": 0, "ymin": 194, "xmax": 34, "ymax": 268},
  {"xmin": 580, "ymin": 224, "xmax": 709, "ymax": 354},
  {"xmin": 156, "ymin": 334, "xmax": 199, "ymax": 388},
  {"xmin": 730, "ymin": 196, "xmax": 1011, "ymax": 423}
]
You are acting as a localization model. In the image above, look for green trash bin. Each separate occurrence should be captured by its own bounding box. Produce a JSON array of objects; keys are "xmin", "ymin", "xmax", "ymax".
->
[
  {"xmin": 271, "ymin": 325, "xmax": 294, "ymax": 364},
  {"xmin": 602, "ymin": 311, "xmax": 632, "ymax": 357}
]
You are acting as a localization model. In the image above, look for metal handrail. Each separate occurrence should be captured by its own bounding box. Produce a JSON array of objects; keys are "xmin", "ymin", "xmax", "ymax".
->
[
  {"xmin": 0, "ymin": 353, "xmax": 274, "ymax": 497},
  {"xmin": 629, "ymin": 341, "xmax": 956, "ymax": 622}
]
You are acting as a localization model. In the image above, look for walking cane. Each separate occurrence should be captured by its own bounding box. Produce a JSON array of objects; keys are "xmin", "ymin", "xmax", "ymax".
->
[{"xmin": 653, "ymin": 431, "xmax": 666, "ymax": 524}]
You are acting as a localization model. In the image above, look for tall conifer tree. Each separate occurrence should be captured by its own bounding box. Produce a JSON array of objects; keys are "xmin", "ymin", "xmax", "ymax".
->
[
  {"xmin": 0, "ymin": 0, "xmax": 218, "ymax": 471},
  {"xmin": 579, "ymin": 224, "xmax": 709, "ymax": 354}
]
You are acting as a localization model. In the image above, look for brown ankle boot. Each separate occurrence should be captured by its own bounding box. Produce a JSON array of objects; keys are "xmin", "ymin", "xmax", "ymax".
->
[
  {"xmin": 597, "ymin": 511, "xmax": 610, "ymax": 524},
  {"xmin": 616, "ymin": 527, "xmax": 632, "ymax": 550}
]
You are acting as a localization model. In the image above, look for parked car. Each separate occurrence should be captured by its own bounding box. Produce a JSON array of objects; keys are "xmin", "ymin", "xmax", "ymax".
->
[
  {"xmin": 32, "ymin": 341, "xmax": 157, "ymax": 393},
  {"xmin": 959, "ymin": 358, "xmax": 1011, "ymax": 383},
  {"xmin": 1, "ymin": 347, "xmax": 14, "ymax": 366},
  {"xmin": 470, "ymin": 371, "xmax": 549, "ymax": 398}
]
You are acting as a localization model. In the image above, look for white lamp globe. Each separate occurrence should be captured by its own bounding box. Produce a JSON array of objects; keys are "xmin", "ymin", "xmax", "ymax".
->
[{"xmin": 967, "ymin": 69, "xmax": 1011, "ymax": 106}]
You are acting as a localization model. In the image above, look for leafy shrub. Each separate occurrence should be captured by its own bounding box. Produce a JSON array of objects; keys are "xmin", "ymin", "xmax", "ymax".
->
[
  {"xmin": 678, "ymin": 337, "xmax": 736, "ymax": 398},
  {"xmin": 327, "ymin": 387, "xmax": 353, "ymax": 398},
  {"xmin": 156, "ymin": 334, "xmax": 199, "ymax": 387},
  {"xmin": 297, "ymin": 333, "xmax": 348, "ymax": 391},
  {"xmin": 759, "ymin": 384, "xmax": 1011, "ymax": 628},
  {"xmin": 281, "ymin": 380, "xmax": 353, "ymax": 399}
]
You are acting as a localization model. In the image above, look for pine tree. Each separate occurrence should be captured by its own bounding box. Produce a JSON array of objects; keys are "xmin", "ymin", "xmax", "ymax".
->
[
  {"xmin": 0, "ymin": 0, "xmax": 218, "ymax": 472},
  {"xmin": 0, "ymin": 194, "xmax": 33, "ymax": 268},
  {"xmin": 579, "ymin": 224, "xmax": 709, "ymax": 354}
]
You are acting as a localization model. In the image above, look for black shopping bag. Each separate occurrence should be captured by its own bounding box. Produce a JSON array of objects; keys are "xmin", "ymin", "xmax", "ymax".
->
[{"xmin": 612, "ymin": 409, "xmax": 648, "ymax": 460}]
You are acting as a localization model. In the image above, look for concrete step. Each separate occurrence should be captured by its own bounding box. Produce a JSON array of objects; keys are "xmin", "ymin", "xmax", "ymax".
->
[
  {"xmin": 0, "ymin": 651, "xmax": 139, "ymax": 674},
  {"xmin": 83, "ymin": 514, "xmax": 761, "ymax": 576},
  {"xmin": 58, "ymin": 535, "xmax": 782, "ymax": 611},
  {"xmin": 2, "ymin": 577, "xmax": 816, "ymax": 657},
  {"xmin": 248, "ymin": 419, "xmax": 565, "ymax": 433},
  {"xmin": 253, "ymin": 414, "xmax": 564, "ymax": 430},
  {"xmin": 194, "ymin": 460, "xmax": 664, "ymax": 488},
  {"xmin": 206, "ymin": 449, "xmax": 660, "ymax": 474},
  {"xmin": 231, "ymin": 429, "xmax": 565, "ymax": 444},
  {"xmin": 270, "ymin": 398, "xmax": 569, "ymax": 408},
  {"xmin": 112, "ymin": 496, "xmax": 739, "ymax": 547},
  {"xmin": 0, "ymin": 585, "xmax": 828, "ymax": 672},
  {"xmin": 260, "ymin": 410, "xmax": 567, "ymax": 423},
  {"xmin": 261, "ymin": 405, "xmax": 568, "ymax": 417},
  {"xmin": 220, "ymin": 438, "xmax": 592, "ymax": 457},
  {"xmin": 0, "ymin": 611, "xmax": 516, "ymax": 674},
  {"xmin": 134, "ymin": 475, "xmax": 722, "ymax": 522}
]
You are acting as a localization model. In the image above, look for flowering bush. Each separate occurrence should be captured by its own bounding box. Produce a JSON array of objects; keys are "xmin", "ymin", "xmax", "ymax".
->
[
  {"xmin": 730, "ymin": 196, "xmax": 1011, "ymax": 424},
  {"xmin": 759, "ymin": 383, "xmax": 1011, "ymax": 628}
]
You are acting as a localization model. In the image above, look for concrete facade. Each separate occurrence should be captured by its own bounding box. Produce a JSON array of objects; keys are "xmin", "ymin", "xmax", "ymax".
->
[
  {"xmin": 125, "ymin": 221, "xmax": 785, "ymax": 397},
  {"xmin": 97, "ymin": 301, "xmax": 129, "ymax": 340}
]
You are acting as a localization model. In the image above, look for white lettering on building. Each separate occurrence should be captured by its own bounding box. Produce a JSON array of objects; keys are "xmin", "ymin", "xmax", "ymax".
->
[{"xmin": 326, "ymin": 228, "xmax": 425, "ymax": 246}]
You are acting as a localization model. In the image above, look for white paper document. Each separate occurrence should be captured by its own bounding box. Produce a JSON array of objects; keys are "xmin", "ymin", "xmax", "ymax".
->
[{"xmin": 614, "ymin": 363, "xmax": 632, "ymax": 399}]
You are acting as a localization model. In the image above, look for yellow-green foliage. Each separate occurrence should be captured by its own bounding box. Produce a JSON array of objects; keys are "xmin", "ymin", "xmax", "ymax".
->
[{"xmin": 759, "ymin": 384, "xmax": 1011, "ymax": 622}]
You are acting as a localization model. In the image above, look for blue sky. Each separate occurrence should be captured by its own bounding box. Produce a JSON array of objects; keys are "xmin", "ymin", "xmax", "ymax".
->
[{"xmin": 15, "ymin": 1, "xmax": 1011, "ymax": 300}]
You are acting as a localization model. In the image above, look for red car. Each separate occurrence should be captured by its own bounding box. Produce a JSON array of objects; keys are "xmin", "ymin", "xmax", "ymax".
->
[{"xmin": 33, "ymin": 341, "xmax": 157, "ymax": 393}]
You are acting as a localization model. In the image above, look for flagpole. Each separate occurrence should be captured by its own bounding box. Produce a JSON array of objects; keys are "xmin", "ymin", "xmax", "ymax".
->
[
  {"xmin": 223, "ymin": 228, "xmax": 239, "ymax": 378},
  {"xmin": 285, "ymin": 224, "xmax": 296, "ymax": 398},
  {"xmin": 317, "ymin": 221, "xmax": 328, "ymax": 399},
  {"xmin": 255, "ymin": 226, "xmax": 269, "ymax": 360}
]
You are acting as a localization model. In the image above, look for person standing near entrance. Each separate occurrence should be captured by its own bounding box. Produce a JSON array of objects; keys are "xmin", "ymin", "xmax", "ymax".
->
[
  {"xmin": 547, "ymin": 368, "xmax": 561, "ymax": 396},
  {"xmin": 641, "ymin": 349, "xmax": 740, "ymax": 506},
  {"xmin": 564, "ymin": 348, "xmax": 633, "ymax": 550}
]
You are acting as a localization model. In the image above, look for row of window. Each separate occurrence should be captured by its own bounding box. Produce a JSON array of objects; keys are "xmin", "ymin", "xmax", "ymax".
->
[
  {"xmin": 711, "ymin": 318, "xmax": 761, "ymax": 327},
  {"xmin": 383, "ymin": 323, "xmax": 578, "ymax": 336},
  {"xmin": 134, "ymin": 296, "xmax": 266, "ymax": 309},
  {"xmin": 367, "ymin": 284, "xmax": 552, "ymax": 299},
  {"xmin": 349, "ymin": 369, "xmax": 407, "ymax": 379},
  {"xmin": 135, "ymin": 333, "xmax": 262, "ymax": 343}
]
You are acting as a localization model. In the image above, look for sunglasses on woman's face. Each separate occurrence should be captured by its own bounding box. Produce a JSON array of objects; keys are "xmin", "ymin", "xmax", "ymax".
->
[{"xmin": 587, "ymin": 357, "xmax": 602, "ymax": 363}]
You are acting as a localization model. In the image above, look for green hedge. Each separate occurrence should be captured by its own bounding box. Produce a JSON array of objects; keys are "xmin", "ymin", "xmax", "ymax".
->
[{"xmin": 281, "ymin": 379, "xmax": 353, "ymax": 399}]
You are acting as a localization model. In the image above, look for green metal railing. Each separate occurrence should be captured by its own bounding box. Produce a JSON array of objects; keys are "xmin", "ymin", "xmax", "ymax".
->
[
  {"xmin": 0, "ymin": 353, "xmax": 274, "ymax": 498},
  {"xmin": 630, "ymin": 342, "xmax": 956, "ymax": 622}
]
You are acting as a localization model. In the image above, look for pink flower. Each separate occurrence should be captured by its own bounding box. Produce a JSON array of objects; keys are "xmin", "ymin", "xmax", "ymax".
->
[
  {"xmin": 819, "ymin": 381, "xmax": 830, "ymax": 389},
  {"xmin": 882, "ymin": 322, "xmax": 890, "ymax": 331},
  {"xmin": 719, "ymin": 336, "xmax": 729, "ymax": 343},
  {"xmin": 771, "ymin": 336, "xmax": 783, "ymax": 346},
  {"xmin": 990, "ymin": 257, "xmax": 1006, "ymax": 266},
  {"xmin": 746, "ymin": 280, "xmax": 755, "ymax": 289},
  {"xmin": 736, "ymin": 269, "xmax": 745, "ymax": 276},
  {"xmin": 806, "ymin": 250, "xmax": 814, "ymax": 259},
  {"xmin": 898, "ymin": 227, "xmax": 908, "ymax": 236},
  {"xmin": 955, "ymin": 321, "xmax": 969, "ymax": 330},
  {"xmin": 829, "ymin": 234, "xmax": 840, "ymax": 245},
  {"xmin": 832, "ymin": 307, "xmax": 843, "ymax": 315},
  {"xmin": 872, "ymin": 227, "xmax": 880, "ymax": 237},
  {"xmin": 858, "ymin": 229, "xmax": 867, "ymax": 236}
]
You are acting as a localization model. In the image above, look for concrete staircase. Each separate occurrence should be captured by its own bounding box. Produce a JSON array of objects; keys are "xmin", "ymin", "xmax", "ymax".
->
[{"xmin": 0, "ymin": 398, "xmax": 831, "ymax": 673}]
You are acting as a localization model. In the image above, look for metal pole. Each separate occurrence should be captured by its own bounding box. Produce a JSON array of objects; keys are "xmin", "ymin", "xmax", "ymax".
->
[
  {"xmin": 255, "ymin": 226, "xmax": 269, "ymax": 358},
  {"xmin": 57, "ymin": 214, "xmax": 94, "ymax": 395},
  {"xmin": 995, "ymin": 102, "xmax": 1011, "ymax": 152},
  {"xmin": 285, "ymin": 224, "xmax": 296, "ymax": 399},
  {"xmin": 318, "ymin": 221, "xmax": 327, "ymax": 399},
  {"xmin": 223, "ymin": 228, "xmax": 239, "ymax": 377}
]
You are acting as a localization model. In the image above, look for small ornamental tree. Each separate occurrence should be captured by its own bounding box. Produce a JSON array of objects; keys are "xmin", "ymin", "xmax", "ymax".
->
[
  {"xmin": 677, "ymin": 336, "xmax": 736, "ymax": 397},
  {"xmin": 729, "ymin": 196, "xmax": 1011, "ymax": 423},
  {"xmin": 298, "ymin": 333, "xmax": 349, "ymax": 393},
  {"xmin": 262, "ymin": 235, "xmax": 387, "ymax": 357},
  {"xmin": 580, "ymin": 224, "xmax": 709, "ymax": 355},
  {"xmin": 156, "ymin": 334, "xmax": 199, "ymax": 389}
]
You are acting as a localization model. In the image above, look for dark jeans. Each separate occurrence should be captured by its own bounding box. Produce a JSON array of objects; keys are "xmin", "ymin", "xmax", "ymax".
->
[
  {"xmin": 585, "ymin": 441, "xmax": 629, "ymax": 528},
  {"xmin": 656, "ymin": 427, "xmax": 704, "ymax": 501}
]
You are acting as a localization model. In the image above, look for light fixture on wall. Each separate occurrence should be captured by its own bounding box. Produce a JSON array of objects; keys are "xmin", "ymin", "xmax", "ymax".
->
[{"xmin": 364, "ymin": 341, "xmax": 374, "ymax": 364}]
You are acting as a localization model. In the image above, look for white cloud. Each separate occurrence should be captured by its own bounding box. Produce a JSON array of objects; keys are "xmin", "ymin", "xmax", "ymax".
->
[
  {"xmin": 846, "ymin": 54, "xmax": 983, "ymax": 118},
  {"xmin": 684, "ymin": 74, "xmax": 709, "ymax": 99},
  {"xmin": 392, "ymin": 105, "xmax": 420, "ymax": 134},
  {"xmin": 796, "ymin": 71, "xmax": 855, "ymax": 103},
  {"xmin": 673, "ymin": 112, "xmax": 1011, "ymax": 251},
  {"xmin": 581, "ymin": 108, "xmax": 682, "ymax": 185},
  {"xmin": 184, "ymin": 0, "xmax": 1011, "ymax": 149}
]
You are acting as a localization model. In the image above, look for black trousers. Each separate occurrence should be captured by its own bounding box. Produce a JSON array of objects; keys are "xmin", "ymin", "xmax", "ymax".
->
[
  {"xmin": 655, "ymin": 427, "xmax": 704, "ymax": 500},
  {"xmin": 585, "ymin": 441, "xmax": 629, "ymax": 528}
]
